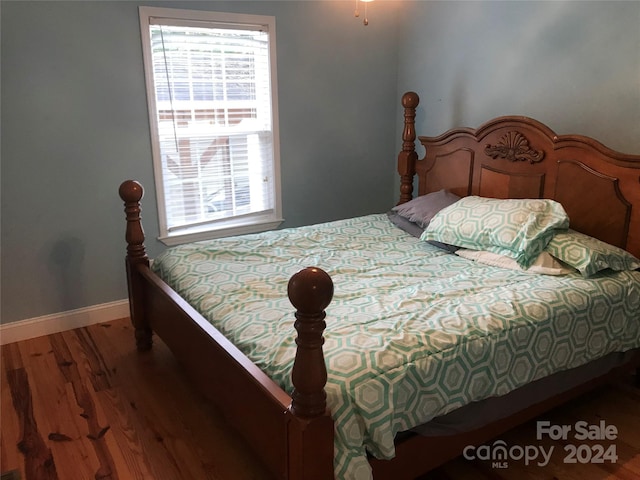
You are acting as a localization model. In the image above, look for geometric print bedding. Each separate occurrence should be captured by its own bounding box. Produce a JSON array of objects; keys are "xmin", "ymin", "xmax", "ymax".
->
[
  {"xmin": 545, "ymin": 229, "xmax": 640, "ymax": 277},
  {"xmin": 421, "ymin": 196, "xmax": 570, "ymax": 268},
  {"xmin": 152, "ymin": 214, "xmax": 640, "ymax": 480}
]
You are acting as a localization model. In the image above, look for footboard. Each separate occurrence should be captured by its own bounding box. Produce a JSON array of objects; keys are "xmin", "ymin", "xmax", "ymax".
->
[{"xmin": 119, "ymin": 181, "xmax": 334, "ymax": 480}]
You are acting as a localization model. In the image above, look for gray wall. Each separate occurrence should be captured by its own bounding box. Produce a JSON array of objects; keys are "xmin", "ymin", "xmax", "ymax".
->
[
  {"xmin": 395, "ymin": 1, "xmax": 640, "ymax": 155},
  {"xmin": 3, "ymin": 0, "xmax": 639, "ymax": 325},
  {"xmin": 1, "ymin": 1, "xmax": 400, "ymax": 323}
]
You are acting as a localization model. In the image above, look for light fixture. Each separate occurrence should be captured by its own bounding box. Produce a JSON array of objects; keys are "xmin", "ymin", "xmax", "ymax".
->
[{"xmin": 355, "ymin": 0, "xmax": 374, "ymax": 26}]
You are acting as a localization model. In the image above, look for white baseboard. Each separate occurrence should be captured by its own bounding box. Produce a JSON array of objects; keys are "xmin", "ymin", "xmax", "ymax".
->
[{"xmin": 0, "ymin": 299, "xmax": 130, "ymax": 345}]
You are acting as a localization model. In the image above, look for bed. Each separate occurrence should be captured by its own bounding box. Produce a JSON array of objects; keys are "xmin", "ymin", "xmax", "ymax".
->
[{"xmin": 119, "ymin": 91, "xmax": 640, "ymax": 480}]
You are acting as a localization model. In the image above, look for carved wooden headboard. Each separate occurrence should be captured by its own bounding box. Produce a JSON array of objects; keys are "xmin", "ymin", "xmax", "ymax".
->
[{"xmin": 397, "ymin": 91, "xmax": 640, "ymax": 257}]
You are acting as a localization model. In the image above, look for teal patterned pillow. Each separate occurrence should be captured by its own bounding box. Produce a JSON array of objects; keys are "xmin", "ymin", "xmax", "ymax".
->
[
  {"xmin": 421, "ymin": 196, "xmax": 569, "ymax": 268},
  {"xmin": 545, "ymin": 230, "xmax": 640, "ymax": 277}
]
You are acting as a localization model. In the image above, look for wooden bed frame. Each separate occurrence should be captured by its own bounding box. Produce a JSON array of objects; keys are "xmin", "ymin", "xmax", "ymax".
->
[{"xmin": 119, "ymin": 91, "xmax": 640, "ymax": 480}]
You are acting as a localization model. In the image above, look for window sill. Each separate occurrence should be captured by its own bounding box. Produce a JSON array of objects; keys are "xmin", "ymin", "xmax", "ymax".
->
[{"xmin": 158, "ymin": 217, "xmax": 284, "ymax": 246}]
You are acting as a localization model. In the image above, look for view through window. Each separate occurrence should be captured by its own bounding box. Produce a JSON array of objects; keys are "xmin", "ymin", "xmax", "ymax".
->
[{"xmin": 139, "ymin": 7, "xmax": 282, "ymax": 244}]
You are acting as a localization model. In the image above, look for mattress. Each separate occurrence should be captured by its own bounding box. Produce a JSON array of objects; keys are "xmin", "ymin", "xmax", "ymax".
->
[{"xmin": 152, "ymin": 213, "xmax": 640, "ymax": 479}]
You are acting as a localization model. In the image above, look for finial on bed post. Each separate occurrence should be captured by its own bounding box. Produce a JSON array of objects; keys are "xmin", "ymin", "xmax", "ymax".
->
[
  {"xmin": 398, "ymin": 91, "xmax": 420, "ymax": 205},
  {"xmin": 287, "ymin": 267, "xmax": 334, "ymax": 418},
  {"xmin": 119, "ymin": 180, "xmax": 152, "ymax": 351}
]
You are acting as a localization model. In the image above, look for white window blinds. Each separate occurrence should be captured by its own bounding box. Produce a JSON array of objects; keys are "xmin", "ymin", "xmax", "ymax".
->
[{"xmin": 140, "ymin": 7, "xmax": 282, "ymax": 244}]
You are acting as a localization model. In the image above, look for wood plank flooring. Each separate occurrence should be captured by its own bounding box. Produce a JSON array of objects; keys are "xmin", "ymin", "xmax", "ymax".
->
[{"xmin": 1, "ymin": 317, "xmax": 639, "ymax": 479}]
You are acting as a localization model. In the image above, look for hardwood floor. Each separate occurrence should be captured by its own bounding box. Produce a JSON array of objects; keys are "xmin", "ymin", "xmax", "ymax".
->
[{"xmin": 1, "ymin": 317, "xmax": 638, "ymax": 480}]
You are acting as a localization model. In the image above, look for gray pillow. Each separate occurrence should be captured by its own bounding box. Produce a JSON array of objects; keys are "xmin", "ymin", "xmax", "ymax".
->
[
  {"xmin": 388, "ymin": 190, "xmax": 461, "ymax": 253},
  {"xmin": 387, "ymin": 211, "xmax": 459, "ymax": 252},
  {"xmin": 392, "ymin": 189, "xmax": 461, "ymax": 228},
  {"xmin": 386, "ymin": 210, "xmax": 425, "ymax": 238}
]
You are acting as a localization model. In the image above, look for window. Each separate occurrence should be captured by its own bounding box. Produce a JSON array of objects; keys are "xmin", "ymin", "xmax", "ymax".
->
[{"xmin": 139, "ymin": 7, "xmax": 282, "ymax": 245}]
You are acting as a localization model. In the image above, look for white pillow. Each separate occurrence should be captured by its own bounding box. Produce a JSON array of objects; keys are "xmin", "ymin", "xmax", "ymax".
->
[{"xmin": 455, "ymin": 249, "xmax": 575, "ymax": 275}]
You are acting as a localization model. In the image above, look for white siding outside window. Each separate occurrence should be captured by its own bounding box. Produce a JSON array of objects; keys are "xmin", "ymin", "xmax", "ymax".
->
[{"xmin": 139, "ymin": 7, "xmax": 282, "ymax": 245}]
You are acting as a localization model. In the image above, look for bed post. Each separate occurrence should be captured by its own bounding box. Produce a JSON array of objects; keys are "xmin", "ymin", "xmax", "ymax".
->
[
  {"xmin": 287, "ymin": 267, "xmax": 334, "ymax": 417},
  {"xmin": 397, "ymin": 91, "xmax": 420, "ymax": 205},
  {"xmin": 119, "ymin": 180, "xmax": 153, "ymax": 351},
  {"xmin": 286, "ymin": 267, "xmax": 335, "ymax": 480}
]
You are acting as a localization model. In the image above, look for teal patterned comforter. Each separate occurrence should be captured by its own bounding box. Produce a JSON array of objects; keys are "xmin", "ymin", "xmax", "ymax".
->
[{"xmin": 152, "ymin": 214, "xmax": 640, "ymax": 479}]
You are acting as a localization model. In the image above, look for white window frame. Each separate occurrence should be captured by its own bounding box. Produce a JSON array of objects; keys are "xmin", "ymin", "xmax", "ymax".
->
[{"xmin": 139, "ymin": 6, "xmax": 283, "ymax": 246}]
